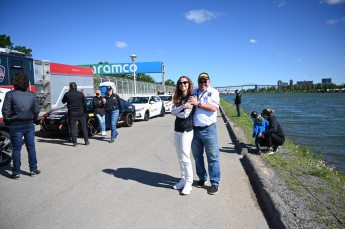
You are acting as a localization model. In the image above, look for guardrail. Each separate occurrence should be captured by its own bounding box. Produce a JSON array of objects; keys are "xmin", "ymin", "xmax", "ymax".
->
[{"xmin": 95, "ymin": 75, "xmax": 175, "ymax": 99}]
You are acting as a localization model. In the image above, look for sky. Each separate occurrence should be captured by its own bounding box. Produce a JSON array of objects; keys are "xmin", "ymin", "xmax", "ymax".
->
[{"xmin": 2, "ymin": 0, "xmax": 345, "ymax": 87}]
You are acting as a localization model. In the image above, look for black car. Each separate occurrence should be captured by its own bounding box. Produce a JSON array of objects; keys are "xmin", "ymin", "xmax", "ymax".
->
[{"xmin": 40, "ymin": 96, "xmax": 135, "ymax": 136}]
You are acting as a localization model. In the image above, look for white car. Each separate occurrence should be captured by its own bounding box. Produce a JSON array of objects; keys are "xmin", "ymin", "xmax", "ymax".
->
[
  {"xmin": 158, "ymin": 95, "xmax": 173, "ymax": 113},
  {"xmin": 128, "ymin": 95, "xmax": 165, "ymax": 121}
]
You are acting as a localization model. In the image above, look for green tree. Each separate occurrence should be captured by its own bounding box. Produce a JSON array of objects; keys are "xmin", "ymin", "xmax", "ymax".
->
[
  {"xmin": 164, "ymin": 79, "xmax": 175, "ymax": 86},
  {"xmin": 0, "ymin": 34, "xmax": 32, "ymax": 56},
  {"xmin": 0, "ymin": 34, "xmax": 13, "ymax": 49},
  {"xmin": 13, "ymin": 45, "xmax": 32, "ymax": 57}
]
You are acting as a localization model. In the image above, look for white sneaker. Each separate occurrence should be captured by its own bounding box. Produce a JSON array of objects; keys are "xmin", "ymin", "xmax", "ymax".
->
[
  {"xmin": 181, "ymin": 183, "xmax": 193, "ymax": 195},
  {"xmin": 101, "ymin": 131, "xmax": 107, "ymax": 136},
  {"xmin": 173, "ymin": 180, "xmax": 185, "ymax": 190}
]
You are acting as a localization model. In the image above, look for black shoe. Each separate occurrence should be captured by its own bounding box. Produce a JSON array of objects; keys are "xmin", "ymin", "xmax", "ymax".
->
[
  {"xmin": 85, "ymin": 141, "xmax": 90, "ymax": 146},
  {"xmin": 109, "ymin": 139, "xmax": 114, "ymax": 143},
  {"xmin": 273, "ymin": 145, "xmax": 279, "ymax": 152},
  {"xmin": 30, "ymin": 170, "xmax": 41, "ymax": 177},
  {"xmin": 208, "ymin": 185, "xmax": 219, "ymax": 195},
  {"xmin": 73, "ymin": 142, "xmax": 78, "ymax": 147},
  {"xmin": 11, "ymin": 174, "xmax": 20, "ymax": 179},
  {"xmin": 196, "ymin": 180, "xmax": 208, "ymax": 188}
]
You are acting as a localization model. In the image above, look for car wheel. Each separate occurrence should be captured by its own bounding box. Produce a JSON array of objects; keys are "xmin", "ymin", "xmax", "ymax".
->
[
  {"xmin": 87, "ymin": 118, "xmax": 98, "ymax": 136},
  {"xmin": 160, "ymin": 106, "xmax": 165, "ymax": 117},
  {"xmin": 144, "ymin": 110, "xmax": 150, "ymax": 121},
  {"xmin": 0, "ymin": 131, "xmax": 12, "ymax": 167},
  {"xmin": 123, "ymin": 113, "xmax": 134, "ymax": 127}
]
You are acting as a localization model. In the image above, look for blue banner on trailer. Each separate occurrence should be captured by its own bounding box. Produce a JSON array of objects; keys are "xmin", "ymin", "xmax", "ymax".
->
[{"xmin": 82, "ymin": 62, "xmax": 163, "ymax": 74}]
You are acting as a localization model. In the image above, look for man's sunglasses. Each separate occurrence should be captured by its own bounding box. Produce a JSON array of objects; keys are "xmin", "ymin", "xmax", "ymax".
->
[
  {"xmin": 178, "ymin": 81, "xmax": 188, "ymax": 85},
  {"xmin": 198, "ymin": 80, "xmax": 207, "ymax": 84}
]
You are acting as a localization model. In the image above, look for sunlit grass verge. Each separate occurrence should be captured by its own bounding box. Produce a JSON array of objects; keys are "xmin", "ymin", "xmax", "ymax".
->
[{"xmin": 220, "ymin": 98, "xmax": 345, "ymax": 228}]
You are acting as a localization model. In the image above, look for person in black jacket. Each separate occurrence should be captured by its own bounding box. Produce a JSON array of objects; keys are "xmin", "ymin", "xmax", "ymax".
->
[
  {"xmin": 103, "ymin": 86, "xmax": 121, "ymax": 143},
  {"xmin": 2, "ymin": 73, "xmax": 41, "ymax": 179},
  {"xmin": 62, "ymin": 82, "xmax": 89, "ymax": 147},
  {"xmin": 258, "ymin": 108, "xmax": 285, "ymax": 154},
  {"xmin": 171, "ymin": 76, "xmax": 194, "ymax": 195},
  {"xmin": 234, "ymin": 90, "xmax": 242, "ymax": 117},
  {"xmin": 93, "ymin": 90, "xmax": 106, "ymax": 136}
]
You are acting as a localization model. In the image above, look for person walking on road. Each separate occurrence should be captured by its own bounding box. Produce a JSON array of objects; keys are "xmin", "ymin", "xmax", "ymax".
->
[
  {"xmin": 171, "ymin": 76, "xmax": 195, "ymax": 195},
  {"xmin": 103, "ymin": 86, "xmax": 122, "ymax": 143},
  {"xmin": 62, "ymin": 82, "xmax": 90, "ymax": 147},
  {"xmin": 93, "ymin": 90, "xmax": 106, "ymax": 136},
  {"xmin": 2, "ymin": 73, "xmax": 41, "ymax": 179},
  {"xmin": 234, "ymin": 89, "xmax": 242, "ymax": 117},
  {"xmin": 188, "ymin": 72, "xmax": 221, "ymax": 195}
]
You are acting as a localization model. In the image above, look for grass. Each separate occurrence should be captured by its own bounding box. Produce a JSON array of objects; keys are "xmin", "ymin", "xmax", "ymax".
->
[{"xmin": 220, "ymin": 98, "xmax": 345, "ymax": 228}]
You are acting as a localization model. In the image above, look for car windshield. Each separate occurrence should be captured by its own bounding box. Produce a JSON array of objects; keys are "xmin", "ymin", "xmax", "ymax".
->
[
  {"xmin": 128, "ymin": 97, "xmax": 149, "ymax": 104},
  {"xmin": 159, "ymin": 96, "xmax": 172, "ymax": 101}
]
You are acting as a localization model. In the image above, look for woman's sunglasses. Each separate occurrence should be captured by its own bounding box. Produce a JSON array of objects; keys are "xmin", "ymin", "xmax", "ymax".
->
[{"xmin": 178, "ymin": 81, "xmax": 188, "ymax": 85}]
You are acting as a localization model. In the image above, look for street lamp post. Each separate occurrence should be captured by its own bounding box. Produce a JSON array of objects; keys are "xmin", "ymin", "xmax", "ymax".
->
[{"xmin": 130, "ymin": 54, "xmax": 137, "ymax": 95}]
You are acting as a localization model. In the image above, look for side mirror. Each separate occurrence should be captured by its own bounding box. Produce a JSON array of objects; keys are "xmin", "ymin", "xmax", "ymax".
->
[{"xmin": 150, "ymin": 101, "xmax": 155, "ymax": 104}]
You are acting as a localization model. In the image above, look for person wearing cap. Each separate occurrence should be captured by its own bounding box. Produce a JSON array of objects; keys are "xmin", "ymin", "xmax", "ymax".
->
[
  {"xmin": 103, "ymin": 86, "xmax": 122, "ymax": 143},
  {"xmin": 93, "ymin": 90, "xmax": 106, "ymax": 136},
  {"xmin": 251, "ymin": 111, "xmax": 269, "ymax": 154},
  {"xmin": 62, "ymin": 82, "xmax": 90, "ymax": 147},
  {"xmin": 188, "ymin": 72, "xmax": 221, "ymax": 195},
  {"xmin": 234, "ymin": 90, "xmax": 242, "ymax": 117},
  {"xmin": 258, "ymin": 109, "xmax": 285, "ymax": 154}
]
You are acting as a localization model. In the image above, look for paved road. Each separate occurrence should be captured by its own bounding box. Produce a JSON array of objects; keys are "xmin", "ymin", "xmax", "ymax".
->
[{"xmin": 0, "ymin": 112, "xmax": 269, "ymax": 229}]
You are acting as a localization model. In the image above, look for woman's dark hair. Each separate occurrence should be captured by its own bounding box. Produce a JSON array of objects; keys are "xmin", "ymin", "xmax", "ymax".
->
[
  {"xmin": 173, "ymin": 76, "xmax": 193, "ymax": 106},
  {"xmin": 13, "ymin": 73, "xmax": 29, "ymax": 91},
  {"xmin": 262, "ymin": 108, "xmax": 274, "ymax": 117}
]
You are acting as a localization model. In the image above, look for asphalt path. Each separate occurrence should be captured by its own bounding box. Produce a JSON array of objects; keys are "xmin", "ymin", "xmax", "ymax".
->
[{"xmin": 0, "ymin": 112, "xmax": 269, "ymax": 229}]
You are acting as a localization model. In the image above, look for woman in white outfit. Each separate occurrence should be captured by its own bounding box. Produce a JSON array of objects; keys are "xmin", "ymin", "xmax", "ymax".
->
[{"xmin": 171, "ymin": 76, "xmax": 194, "ymax": 195}]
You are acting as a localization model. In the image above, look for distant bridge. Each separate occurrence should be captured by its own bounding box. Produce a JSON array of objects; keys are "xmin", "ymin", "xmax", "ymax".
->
[{"xmin": 215, "ymin": 83, "xmax": 277, "ymax": 92}]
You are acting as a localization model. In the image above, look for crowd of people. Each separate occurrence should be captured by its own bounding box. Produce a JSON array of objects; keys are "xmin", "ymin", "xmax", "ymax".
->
[{"xmin": 2, "ymin": 72, "xmax": 285, "ymax": 198}]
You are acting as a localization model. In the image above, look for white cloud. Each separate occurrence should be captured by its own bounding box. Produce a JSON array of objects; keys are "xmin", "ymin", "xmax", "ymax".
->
[
  {"xmin": 249, "ymin": 39, "xmax": 257, "ymax": 44},
  {"xmin": 185, "ymin": 9, "xmax": 219, "ymax": 24},
  {"xmin": 325, "ymin": 17, "xmax": 345, "ymax": 25},
  {"xmin": 321, "ymin": 0, "xmax": 345, "ymax": 5},
  {"xmin": 326, "ymin": 19, "xmax": 338, "ymax": 25},
  {"xmin": 115, "ymin": 41, "xmax": 128, "ymax": 49},
  {"xmin": 275, "ymin": 1, "xmax": 287, "ymax": 7}
]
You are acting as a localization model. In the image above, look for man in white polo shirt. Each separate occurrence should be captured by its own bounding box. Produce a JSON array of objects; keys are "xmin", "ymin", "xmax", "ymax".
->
[{"xmin": 188, "ymin": 72, "xmax": 220, "ymax": 195}]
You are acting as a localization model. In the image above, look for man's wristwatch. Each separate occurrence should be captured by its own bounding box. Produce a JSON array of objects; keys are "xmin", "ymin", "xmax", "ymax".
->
[{"xmin": 197, "ymin": 102, "xmax": 201, "ymax": 108}]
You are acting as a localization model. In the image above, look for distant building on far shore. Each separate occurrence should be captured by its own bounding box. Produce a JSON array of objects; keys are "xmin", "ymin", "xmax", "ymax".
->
[
  {"xmin": 322, "ymin": 78, "xmax": 332, "ymax": 84},
  {"xmin": 277, "ymin": 80, "xmax": 288, "ymax": 88},
  {"xmin": 296, "ymin": 80, "xmax": 313, "ymax": 86}
]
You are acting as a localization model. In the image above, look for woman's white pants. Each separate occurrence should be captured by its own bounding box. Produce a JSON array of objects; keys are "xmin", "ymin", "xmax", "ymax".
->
[{"xmin": 174, "ymin": 130, "xmax": 193, "ymax": 185}]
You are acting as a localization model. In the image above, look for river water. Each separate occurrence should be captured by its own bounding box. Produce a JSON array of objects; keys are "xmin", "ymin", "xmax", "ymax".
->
[{"xmin": 221, "ymin": 93, "xmax": 345, "ymax": 173}]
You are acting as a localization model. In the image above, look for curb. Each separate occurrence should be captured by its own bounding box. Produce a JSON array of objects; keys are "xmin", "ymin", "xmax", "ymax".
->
[{"xmin": 219, "ymin": 105, "xmax": 290, "ymax": 228}]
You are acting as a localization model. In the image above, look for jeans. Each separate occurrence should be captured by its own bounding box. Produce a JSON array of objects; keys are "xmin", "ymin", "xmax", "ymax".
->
[
  {"xmin": 96, "ymin": 114, "xmax": 106, "ymax": 132},
  {"xmin": 9, "ymin": 122, "xmax": 38, "ymax": 174},
  {"xmin": 191, "ymin": 123, "xmax": 220, "ymax": 186},
  {"xmin": 106, "ymin": 109, "xmax": 119, "ymax": 140},
  {"xmin": 174, "ymin": 130, "xmax": 193, "ymax": 185}
]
